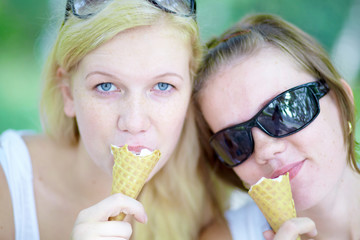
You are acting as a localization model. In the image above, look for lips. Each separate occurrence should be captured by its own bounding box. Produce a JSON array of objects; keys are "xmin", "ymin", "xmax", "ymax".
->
[
  {"xmin": 125, "ymin": 145, "xmax": 153, "ymax": 154},
  {"xmin": 270, "ymin": 160, "xmax": 305, "ymax": 180}
]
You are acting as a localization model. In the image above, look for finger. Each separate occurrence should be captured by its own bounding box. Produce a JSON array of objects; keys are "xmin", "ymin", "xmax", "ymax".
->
[
  {"xmin": 274, "ymin": 217, "xmax": 317, "ymax": 240},
  {"xmin": 76, "ymin": 193, "xmax": 147, "ymax": 224},
  {"xmin": 263, "ymin": 230, "xmax": 275, "ymax": 240},
  {"xmin": 72, "ymin": 220, "xmax": 132, "ymax": 239},
  {"xmin": 99, "ymin": 221, "xmax": 132, "ymax": 238},
  {"xmin": 99, "ymin": 221, "xmax": 132, "ymax": 239}
]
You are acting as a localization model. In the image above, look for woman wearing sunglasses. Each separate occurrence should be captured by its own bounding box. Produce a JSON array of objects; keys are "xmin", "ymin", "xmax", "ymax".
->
[
  {"xmin": 194, "ymin": 13, "xmax": 359, "ymax": 239},
  {"xmin": 0, "ymin": 0, "xmax": 227, "ymax": 239}
]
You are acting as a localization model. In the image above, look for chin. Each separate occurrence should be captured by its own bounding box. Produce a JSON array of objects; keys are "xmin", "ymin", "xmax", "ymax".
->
[{"xmin": 293, "ymin": 191, "xmax": 322, "ymax": 213}]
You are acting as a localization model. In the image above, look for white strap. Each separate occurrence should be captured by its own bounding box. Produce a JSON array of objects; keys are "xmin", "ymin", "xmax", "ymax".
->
[{"xmin": 0, "ymin": 130, "xmax": 40, "ymax": 240}]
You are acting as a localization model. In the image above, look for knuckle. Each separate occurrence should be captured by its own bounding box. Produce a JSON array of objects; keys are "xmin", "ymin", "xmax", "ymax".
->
[
  {"xmin": 281, "ymin": 220, "xmax": 298, "ymax": 232},
  {"xmin": 308, "ymin": 219, "xmax": 316, "ymax": 229},
  {"xmin": 122, "ymin": 221, "xmax": 133, "ymax": 237},
  {"xmin": 71, "ymin": 223, "xmax": 92, "ymax": 239},
  {"xmin": 77, "ymin": 208, "xmax": 91, "ymax": 221}
]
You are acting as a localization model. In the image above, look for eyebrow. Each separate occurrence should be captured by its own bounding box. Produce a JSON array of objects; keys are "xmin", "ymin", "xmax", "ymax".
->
[
  {"xmin": 85, "ymin": 71, "xmax": 117, "ymax": 80},
  {"xmin": 85, "ymin": 71, "xmax": 184, "ymax": 81},
  {"xmin": 154, "ymin": 72, "xmax": 184, "ymax": 81}
]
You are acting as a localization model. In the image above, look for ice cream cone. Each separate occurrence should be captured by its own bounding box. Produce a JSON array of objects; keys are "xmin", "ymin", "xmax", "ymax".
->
[
  {"xmin": 109, "ymin": 144, "xmax": 161, "ymax": 221},
  {"xmin": 248, "ymin": 173, "xmax": 299, "ymax": 239}
]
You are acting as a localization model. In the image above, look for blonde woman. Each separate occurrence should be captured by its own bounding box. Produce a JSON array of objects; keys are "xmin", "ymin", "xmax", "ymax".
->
[
  {"xmin": 0, "ymin": 0, "xmax": 226, "ymax": 239},
  {"xmin": 194, "ymin": 14, "xmax": 359, "ymax": 239}
]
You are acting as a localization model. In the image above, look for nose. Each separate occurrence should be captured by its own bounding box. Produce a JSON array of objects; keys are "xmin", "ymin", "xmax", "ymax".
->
[
  {"xmin": 251, "ymin": 127, "xmax": 286, "ymax": 165},
  {"xmin": 117, "ymin": 94, "xmax": 151, "ymax": 134}
]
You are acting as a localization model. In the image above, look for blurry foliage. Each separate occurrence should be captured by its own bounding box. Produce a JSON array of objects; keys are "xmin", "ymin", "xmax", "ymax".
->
[
  {"xmin": 197, "ymin": 0, "xmax": 354, "ymax": 51},
  {"xmin": 0, "ymin": 0, "xmax": 49, "ymax": 132},
  {"xmin": 0, "ymin": 0, "xmax": 48, "ymax": 47},
  {"xmin": 0, "ymin": 0, "xmax": 359, "ymax": 145}
]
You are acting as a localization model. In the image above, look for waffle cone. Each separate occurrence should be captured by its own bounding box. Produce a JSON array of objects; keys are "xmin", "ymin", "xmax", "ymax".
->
[
  {"xmin": 109, "ymin": 144, "xmax": 161, "ymax": 221},
  {"xmin": 248, "ymin": 173, "xmax": 298, "ymax": 237}
]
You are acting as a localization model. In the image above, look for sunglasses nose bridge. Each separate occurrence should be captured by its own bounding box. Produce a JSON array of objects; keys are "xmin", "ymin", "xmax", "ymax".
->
[
  {"xmin": 251, "ymin": 128, "xmax": 287, "ymax": 165},
  {"xmin": 251, "ymin": 118, "xmax": 271, "ymax": 137}
]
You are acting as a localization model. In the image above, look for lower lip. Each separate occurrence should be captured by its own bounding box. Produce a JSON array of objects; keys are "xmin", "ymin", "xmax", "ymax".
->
[{"xmin": 288, "ymin": 160, "xmax": 305, "ymax": 181}]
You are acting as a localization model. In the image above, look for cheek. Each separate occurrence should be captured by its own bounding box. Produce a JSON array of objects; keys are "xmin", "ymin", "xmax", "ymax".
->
[
  {"xmin": 156, "ymin": 91, "xmax": 190, "ymax": 135},
  {"xmin": 313, "ymin": 98, "xmax": 346, "ymax": 161},
  {"xmin": 311, "ymin": 116, "xmax": 347, "ymax": 175},
  {"xmin": 73, "ymin": 93, "xmax": 116, "ymax": 156},
  {"xmin": 157, "ymin": 103, "xmax": 188, "ymax": 153},
  {"xmin": 151, "ymin": 96, "xmax": 190, "ymax": 174},
  {"xmin": 75, "ymin": 99, "xmax": 109, "ymax": 134},
  {"xmin": 233, "ymin": 160, "xmax": 264, "ymax": 186}
]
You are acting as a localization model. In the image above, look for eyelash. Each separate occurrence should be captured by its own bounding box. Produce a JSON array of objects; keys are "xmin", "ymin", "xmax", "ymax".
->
[
  {"xmin": 153, "ymin": 82, "xmax": 174, "ymax": 93},
  {"xmin": 95, "ymin": 82, "xmax": 118, "ymax": 95},
  {"xmin": 94, "ymin": 82, "xmax": 175, "ymax": 96}
]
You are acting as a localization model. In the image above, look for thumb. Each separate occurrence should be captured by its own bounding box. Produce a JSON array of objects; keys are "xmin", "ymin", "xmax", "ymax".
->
[{"xmin": 263, "ymin": 230, "xmax": 275, "ymax": 240}]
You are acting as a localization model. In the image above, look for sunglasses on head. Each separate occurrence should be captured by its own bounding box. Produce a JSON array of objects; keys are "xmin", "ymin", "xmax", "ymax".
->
[
  {"xmin": 209, "ymin": 79, "xmax": 330, "ymax": 168},
  {"xmin": 63, "ymin": 0, "xmax": 196, "ymax": 24}
]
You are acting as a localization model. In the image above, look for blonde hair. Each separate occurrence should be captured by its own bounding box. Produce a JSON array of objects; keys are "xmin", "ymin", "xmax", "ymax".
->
[
  {"xmin": 194, "ymin": 13, "xmax": 359, "ymax": 191},
  {"xmin": 40, "ymin": 0, "xmax": 227, "ymax": 239}
]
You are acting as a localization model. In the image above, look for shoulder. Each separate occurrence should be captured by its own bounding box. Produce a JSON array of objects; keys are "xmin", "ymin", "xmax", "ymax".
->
[
  {"xmin": 0, "ymin": 130, "xmax": 50, "ymax": 160},
  {"xmin": 22, "ymin": 133, "xmax": 56, "ymax": 152},
  {"xmin": 199, "ymin": 219, "xmax": 232, "ymax": 240},
  {"xmin": 23, "ymin": 133, "xmax": 76, "ymax": 170}
]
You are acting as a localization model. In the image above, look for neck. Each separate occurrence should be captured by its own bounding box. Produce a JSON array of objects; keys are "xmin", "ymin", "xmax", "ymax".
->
[
  {"xmin": 298, "ymin": 167, "xmax": 360, "ymax": 239},
  {"xmin": 68, "ymin": 140, "xmax": 113, "ymax": 203}
]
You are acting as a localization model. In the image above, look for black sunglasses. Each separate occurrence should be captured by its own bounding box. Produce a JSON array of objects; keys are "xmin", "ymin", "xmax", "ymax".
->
[
  {"xmin": 209, "ymin": 80, "xmax": 330, "ymax": 168},
  {"xmin": 64, "ymin": 0, "xmax": 196, "ymax": 24}
]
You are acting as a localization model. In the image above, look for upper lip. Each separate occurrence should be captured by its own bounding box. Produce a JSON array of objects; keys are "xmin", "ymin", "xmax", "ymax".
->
[
  {"xmin": 270, "ymin": 160, "xmax": 304, "ymax": 179},
  {"xmin": 122, "ymin": 145, "xmax": 154, "ymax": 154}
]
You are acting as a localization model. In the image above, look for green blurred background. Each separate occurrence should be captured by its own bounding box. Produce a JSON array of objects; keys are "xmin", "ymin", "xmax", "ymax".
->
[{"xmin": 0, "ymin": 0, "xmax": 359, "ymax": 144}]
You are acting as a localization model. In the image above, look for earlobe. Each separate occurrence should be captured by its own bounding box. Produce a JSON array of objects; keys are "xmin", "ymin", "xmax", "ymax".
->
[
  {"xmin": 57, "ymin": 67, "xmax": 76, "ymax": 117},
  {"xmin": 340, "ymin": 79, "xmax": 354, "ymax": 105}
]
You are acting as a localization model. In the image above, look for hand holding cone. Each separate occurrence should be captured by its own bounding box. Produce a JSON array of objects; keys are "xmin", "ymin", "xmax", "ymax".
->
[
  {"xmin": 248, "ymin": 173, "xmax": 300, "ymax": 240},
  {"xmin": 109, "ymin": 144, "xmax": 161, "ymax": 221}
]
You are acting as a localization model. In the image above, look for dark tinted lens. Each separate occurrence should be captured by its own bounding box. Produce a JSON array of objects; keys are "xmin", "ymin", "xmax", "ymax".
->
[
  {"xmin": 73, "ymin": 0, "xmax": 110, "ymax": 17},
  {"xmin": 154, "ymin": 0, "xmax": 194, "ymax": 15},
  {"xmin": 210, "ymin": 127, "xmax": 253, "ymax": 167},
  {"xmin": 258, "ymin": 87, "xmax": 319, "ymax": 136}
]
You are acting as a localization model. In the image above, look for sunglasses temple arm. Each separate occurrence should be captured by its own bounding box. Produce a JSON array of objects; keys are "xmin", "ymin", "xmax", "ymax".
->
[
  {"xmin": 62, "ymin": 0, "xmax": 72, "ymax": 26},
  {"xmin": 312, "ymin": 79, "xmax": 330, "ymax": 99}
]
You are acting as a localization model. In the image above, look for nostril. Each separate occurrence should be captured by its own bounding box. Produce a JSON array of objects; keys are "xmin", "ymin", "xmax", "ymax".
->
[{"xmin": 117, "ymin": 113, "xmax": 151, "ymax": 134}]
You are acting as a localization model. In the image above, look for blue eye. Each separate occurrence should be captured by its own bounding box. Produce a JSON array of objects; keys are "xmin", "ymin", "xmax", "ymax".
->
[
  {"xmin": 96, "ymin": 82, "xmax": 115, "ymax": 92},
  {"xmin": 155, "ymin": 82, "xmax": 172, "ymax": 91}
]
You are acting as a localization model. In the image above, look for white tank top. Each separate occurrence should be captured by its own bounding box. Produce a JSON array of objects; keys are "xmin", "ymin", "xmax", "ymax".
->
[
  {"xmin": 0, "ymin": 129, "xmax": 40, "ymax": 240},
  {"xmin": 225, "ymin": 193, "xmax": 270, "ymax": 240}
]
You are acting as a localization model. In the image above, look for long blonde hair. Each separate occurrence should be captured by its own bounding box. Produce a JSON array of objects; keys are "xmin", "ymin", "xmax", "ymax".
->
[
  {"xmin": 40, "ymin": 0, "xmax": 227, "ymax": 239},
  {"xmin": 194, "ymin": 13, "xmax": 359, "ymax": 191}
]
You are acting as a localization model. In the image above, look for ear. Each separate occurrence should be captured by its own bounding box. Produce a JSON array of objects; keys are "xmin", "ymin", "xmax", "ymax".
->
[
  {"xmin": 340, "ymin": 79, "xmax": 354, "ymax": 105},
  {"xmin": 57, "ymin": 67, "xmax": 76, "ymax": 117}
]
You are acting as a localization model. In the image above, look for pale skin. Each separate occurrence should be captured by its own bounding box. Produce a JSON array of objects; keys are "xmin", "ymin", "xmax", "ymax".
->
[
  {"xmin": 199, "ymin": 47, "xmax": 360, "ymax": 240},
  {"xmin": 0, "ymin": 22, "xmax": 192, "ymax": 239}
]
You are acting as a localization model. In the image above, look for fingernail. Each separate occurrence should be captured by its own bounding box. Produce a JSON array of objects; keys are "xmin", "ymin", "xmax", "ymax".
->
[
  {"xmin": 312, "ymin": 228, "xmax": 318, "ymax": 236},
  {"xmin": 143, "ymin": 214, "xmax": 148, "ymax": 224}
]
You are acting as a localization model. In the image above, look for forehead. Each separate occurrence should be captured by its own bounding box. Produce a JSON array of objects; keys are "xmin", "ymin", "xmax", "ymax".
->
[
  {"xmin": 76, "ymin": 23, "xmax": 192, "ymax": 75},
  {"xmin": 199, "ymin": 47, "xmax": 315, "ymax": 133}
]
